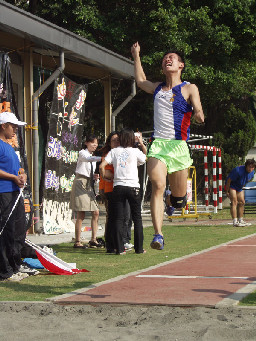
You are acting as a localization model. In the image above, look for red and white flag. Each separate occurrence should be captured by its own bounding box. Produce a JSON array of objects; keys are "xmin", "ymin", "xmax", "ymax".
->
[{"xmin": 25, "ymin": 239, "xmax": 89, "ymax": 275}]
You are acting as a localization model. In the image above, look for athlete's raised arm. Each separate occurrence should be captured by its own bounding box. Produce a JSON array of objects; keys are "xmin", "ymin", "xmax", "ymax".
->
[
  {"xmin": 131, "ymin": 42, "xmax": 160, "ymax": 94},
  {"xmin": 189, "ymin": 84, "xmax": 204, "ymax": 123}
]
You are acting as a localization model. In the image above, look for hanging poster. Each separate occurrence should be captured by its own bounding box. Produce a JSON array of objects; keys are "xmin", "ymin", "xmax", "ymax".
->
[
  {"xmin": 0, "ymin": 53, "xmax": 33, "ymax": 231},
  {"xmin": 43, "ymin": 75, "xmax": 87, "ymax": 234}
]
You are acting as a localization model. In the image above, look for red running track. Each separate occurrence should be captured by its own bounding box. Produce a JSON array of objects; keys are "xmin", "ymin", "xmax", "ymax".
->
[{"xmin": 54, "ymin": 234, "xmax": 256, "ymax": 307}]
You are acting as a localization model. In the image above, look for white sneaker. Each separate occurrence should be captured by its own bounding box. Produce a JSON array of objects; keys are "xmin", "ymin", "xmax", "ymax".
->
[
  {"xmin": 7, "ymin": 272, "xmax": 29, "ymax": 282},
  {"xmin": 233, "ymin": 222, "xmax": 246, "ymax": 227},
  {"xmin": 19, "ymin": 264, "xmax": 40, "ymax": 276},
  {"xmin": 124, "ymin": 243, "xmax": 134, "ymax": 250},
  {"xmin": 238, "ymin": 220, "xmax": 251, "ymax": 226}
]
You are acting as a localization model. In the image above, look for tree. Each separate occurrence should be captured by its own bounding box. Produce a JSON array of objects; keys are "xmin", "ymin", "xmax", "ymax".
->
[{"xmin": 6, "ymin": 0, "xmax": 256, "ymax": 178}]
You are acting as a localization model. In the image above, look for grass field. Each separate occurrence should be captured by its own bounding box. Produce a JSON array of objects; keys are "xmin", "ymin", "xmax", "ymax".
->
[{"xmin": 1, "ymin": 209, "xmax": 256, "ymax": 303}]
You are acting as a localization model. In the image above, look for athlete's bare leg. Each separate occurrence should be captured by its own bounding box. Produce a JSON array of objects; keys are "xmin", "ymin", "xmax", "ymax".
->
[
  {"xmin": 147, "ymin": 157, "xmax": 167, "ymax": 235},
  {"xmin": 229, "ymin": 188, "xmax": 238, "ymax": 219},
  {"xmin": 168, "ymin": 168, "xmax": 188, "ymax": 197},
  {"xmin": 237, "ymin": 190, "xmax": 245, "ymax": 219}
]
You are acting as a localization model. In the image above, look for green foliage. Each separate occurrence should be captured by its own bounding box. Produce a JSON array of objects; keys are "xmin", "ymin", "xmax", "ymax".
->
[
  {"xmin": 213, "ymin": 104, "xmax": 256, "ymax": 175},
  {"xmin": 7, "ymin": 0, "xmax": 101, "ymax": 41},
  {"xmin": 5, "ymin": 0, "xmax": 256, "ymax": 179}
]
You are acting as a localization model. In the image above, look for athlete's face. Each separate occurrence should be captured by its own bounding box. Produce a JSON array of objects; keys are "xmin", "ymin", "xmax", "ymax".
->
[
  {"xmin": 162, "ymin": 53, "xmax": 184, "ymax": 74},
  {"xmin": 246, "ymin": 164, "xmax": 255, "ymax": 173}
]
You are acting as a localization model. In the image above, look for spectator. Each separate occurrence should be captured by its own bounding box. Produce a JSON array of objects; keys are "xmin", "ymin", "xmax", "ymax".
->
[
  {"xmin": 98, "ymin": 131, "xmax": 120, "ymax": 253},
  {"xmin": 0, "ymin": 112, "xmax": 29, "ymax": 281},
  {"xmin": 70, "ymin": 134, "xmax": 102, "ymax": 248},
  {"xmin": 226, "ymin": 159, "xmax": 256, "ymax": 227},
  {"xmin": 100, "ymin": 128, "xmax": 147, "ymax": 254}
]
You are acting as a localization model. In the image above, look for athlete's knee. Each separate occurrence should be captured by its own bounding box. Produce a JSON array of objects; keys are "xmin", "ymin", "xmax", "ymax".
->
[
  {"xmin": 238, "ymin": 200, "xmax": 245, "ymax": 206},
  {"xmin": 230, "ymin": 200, "xmax": 237, "ymax": 207},
  {"xmin": 151, "ymin": 180, "xmax": 166, "ymax": 193},
  {"xmin": 170, "ymin": 194, "xmax": 187, "ymax": 209}
]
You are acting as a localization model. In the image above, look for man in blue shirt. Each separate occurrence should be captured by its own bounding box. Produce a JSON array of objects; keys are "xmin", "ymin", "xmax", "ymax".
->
[
  {"xmin": 226, "ymin": 159, "xmax": 256, "ymax": 227},
  {"xmin": 0, "ymin": 111, "xmax": 28, "ymax": 281}
]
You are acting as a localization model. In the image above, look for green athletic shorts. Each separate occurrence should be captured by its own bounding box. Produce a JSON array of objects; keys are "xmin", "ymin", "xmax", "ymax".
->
[{"xmin": 147, "ymin": 138, "xmax": 193, "ymax": 174}]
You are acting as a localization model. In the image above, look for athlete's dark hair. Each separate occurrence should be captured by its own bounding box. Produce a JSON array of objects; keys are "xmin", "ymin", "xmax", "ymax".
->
[
  {"xmin": 119, "ymin": 128, "xmax": 135, "ymax": 148},
  {"xmin": 245, "ymin": 158, "xmax": 256, "ymax": 168}
]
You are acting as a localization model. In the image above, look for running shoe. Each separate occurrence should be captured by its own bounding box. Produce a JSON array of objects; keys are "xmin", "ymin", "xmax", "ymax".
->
[
  {"xmin": 233, "ymin": 222, "xmax": 246, "ymax": 227},
  {"xmin": 166, "ymin": 205, "xmax": 175, "ymax": 216},
  {"xmin": 7, "ymin": 272, "xmax": 29, "ymax": 282},
  {"xmin": 124, "ymin": 243, "xmax": 134, "ymax": 250},
  {"xmin": 19, "ymin": 264, "xmax": 40, "ymax": 276},
  {"xmin": 238, "ymin": 220, "xmax": 251, "ymax": 226},
  {"xmin": 150, "ymin": 234, "xmax": 164, "ymax": 250}
]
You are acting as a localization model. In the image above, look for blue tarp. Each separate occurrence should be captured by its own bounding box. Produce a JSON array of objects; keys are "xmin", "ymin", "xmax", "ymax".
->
[{"xmin": 244, "ymin": 182, "xmax": 256, "ymax": 203}]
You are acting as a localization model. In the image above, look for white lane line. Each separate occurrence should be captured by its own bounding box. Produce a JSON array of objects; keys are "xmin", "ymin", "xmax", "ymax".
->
[
  {"xmin": 136, "ymin": 275, "xmax": 249, "ymax": 279},
  {"xmin": 226, "ymin": 245, "xmax": 256, "ymax": 246}
]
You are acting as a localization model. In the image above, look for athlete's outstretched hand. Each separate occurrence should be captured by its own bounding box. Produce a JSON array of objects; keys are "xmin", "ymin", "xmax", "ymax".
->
[{"xmin": 131, "ymin": 42, "xmax": 140, "ymax": 59}]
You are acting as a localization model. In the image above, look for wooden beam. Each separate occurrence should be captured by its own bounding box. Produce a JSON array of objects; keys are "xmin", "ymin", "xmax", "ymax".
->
[
  {"xmin": 0, "ymin": 31, "xmax": 28, "ymax": 51},
  {"xmin": 102, "ymin": 77, "xmax": 112, "ymax": 139},
  {"xmin": 32, "ymin": 53, "xmax": 109, "ymax": 80},
  {"xmin": 0, "ymin": 31, "xmax": 110, "ymax": 80},
  {"xmin": 23, "ymin": 44, "xmax": 34, "ymax": 233}
]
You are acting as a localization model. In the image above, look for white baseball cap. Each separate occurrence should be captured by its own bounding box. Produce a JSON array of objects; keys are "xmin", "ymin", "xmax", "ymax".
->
[{"xmin": 0, "ymin": 112, "xmax": 27, "ymax": 126}]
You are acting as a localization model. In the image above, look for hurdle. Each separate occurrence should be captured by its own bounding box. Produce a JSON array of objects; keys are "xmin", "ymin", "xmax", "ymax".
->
[{"xmin": 190, "ymin": 145, "xmax": 222, "ymax": 214}]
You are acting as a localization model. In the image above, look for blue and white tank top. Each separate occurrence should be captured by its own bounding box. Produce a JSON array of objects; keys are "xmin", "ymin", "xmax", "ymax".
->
[{"xmin": 153, "ymin": 81, "xmax": 193, "ymax": 141}]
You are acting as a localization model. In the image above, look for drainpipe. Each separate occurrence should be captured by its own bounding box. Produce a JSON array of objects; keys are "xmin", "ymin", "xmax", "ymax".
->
[
  {"xmin": 111, "ymin": 80, "xmax": 136, "ymax": 131},
  {"xmin": 32, "ymin": 51, "xmax": 65, "ymax": 233}
]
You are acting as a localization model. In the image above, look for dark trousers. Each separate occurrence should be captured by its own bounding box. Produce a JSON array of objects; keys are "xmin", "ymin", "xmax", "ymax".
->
[
  {"xmin": 105, "ymin": 191, "xmax": 115, "ymax": 251},
  {"xmin": 123, "ymin": 200, "xmax": 132, "ymax": 244},
  {"xmin": 110, "ymin": 186, "xmax": 144, "ymax": 254},
  {"xmin": 0, "ymin": 191, "xmax": 26, "ymax": 279}
]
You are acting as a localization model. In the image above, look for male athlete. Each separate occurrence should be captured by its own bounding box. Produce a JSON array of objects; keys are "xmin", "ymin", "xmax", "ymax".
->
[
  {"xmin": 226, "ymin": 159, "xmax": 256, "ymax": 227},
  {"xmin": 131, "ymin": 42, "xmax": 204, "ymax": 250}
]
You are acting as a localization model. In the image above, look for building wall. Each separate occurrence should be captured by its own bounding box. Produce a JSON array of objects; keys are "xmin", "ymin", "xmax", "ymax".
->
[{"xmin": 246, "ymin": 144, "xmax": 256, "ymax": 160}]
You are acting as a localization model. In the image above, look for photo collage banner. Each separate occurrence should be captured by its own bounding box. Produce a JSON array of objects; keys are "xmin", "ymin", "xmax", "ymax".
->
[{"xmin": 43, "ymin": 75, "xmax": 87, "ymax": 234}]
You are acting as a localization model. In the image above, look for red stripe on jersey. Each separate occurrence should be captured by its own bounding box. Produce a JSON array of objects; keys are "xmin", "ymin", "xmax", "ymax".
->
[{"xmin": 181, "ymin": 111, "xmax": 192, "ymax": 140}]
